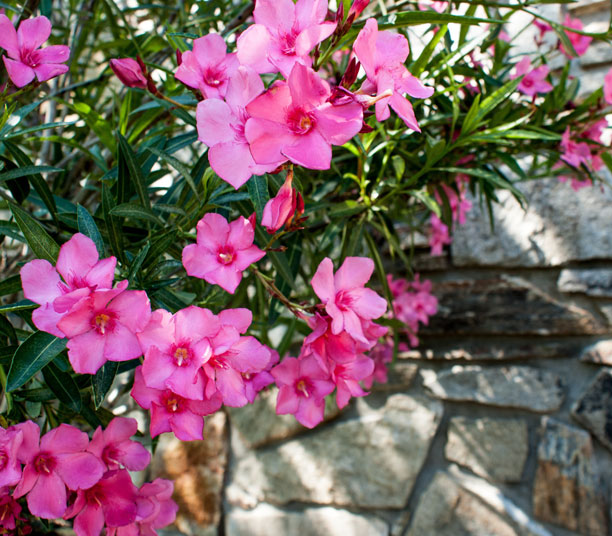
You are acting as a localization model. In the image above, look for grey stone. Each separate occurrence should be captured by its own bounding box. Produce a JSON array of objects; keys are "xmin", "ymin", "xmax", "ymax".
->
[
  {"xmin": 226, "ymin": 504, "xmax": 388, "ymax": 536},
  {"xmin": 533, "ymin": 418, "xmax": 608, "ymax": 535},
  {"xmin": 558, "ymin": 268, "xmax": 612, "ymax": 297},
  {"xmin": 226, "ymin": 394, "xmax": 442, "ymax": 509},
  {"xmin": 445, "ymin": 417, "xmax": 528, "ymax": 482},
  {"xmin": 420, "ymin": 277, "xmax": 607, "ymax": 336},
  {"xmin": 422, "ymin": 365, "xmax": 565, "ymax": 412},
  {"xmin": 572, "ymin": 369, "xmax": 612, "ymax": 452},
  {"xmin": 580, "ymin": 340, "xmax": 612, "ymax": 365},
  {"xmin": 452, "ymin": 178, "xmax": 612, "ymax": 267}
]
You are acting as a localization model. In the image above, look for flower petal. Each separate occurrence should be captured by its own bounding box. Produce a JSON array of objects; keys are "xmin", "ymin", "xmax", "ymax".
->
[
  {"xmin": 56, "ymin": 233, "xmax": 100, "ymax": 285},
  {"xmin": 17, "ymin": 16, "xmax": 51, "ymax": 52}
]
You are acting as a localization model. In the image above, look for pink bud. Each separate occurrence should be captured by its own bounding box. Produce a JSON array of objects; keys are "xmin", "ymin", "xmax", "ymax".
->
[
  {"xmin": 176, "ymin": 49, "xmax": 183, "ymax": 66},
  {"xmin": 348, "ymin": 0, "xmax": 369, "ymax": 19},
  {"xmin": 261, "ymin": 171, "xmax": 298, "ymax": 233},
  {"xmin": 110, "ymin": 58, "xmax": 147, "ymax": 89}
]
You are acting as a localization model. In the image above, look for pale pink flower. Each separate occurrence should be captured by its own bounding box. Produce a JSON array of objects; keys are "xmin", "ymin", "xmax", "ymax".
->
[
  {"xmin": 437, "ymin": 182, "xmax": 472, "ymax": 225},
  {"xmin": 0, "ymin": 426, "xmax": 23, "ymax": 487},
  {"xmin": 418, "ymin": 0, "xmax": 448, "ymax": 12},
  {"xmin": 511, "ymin": 57, "xmax": 553, "ymax": 96},
  {"xmin": 245, "ymin": 62, "xmax": 363, "ymax": 170},
  {"xmin": 363, "ymin": 340, "xmax": 393, "ymax": 389},
  {"xmin": 348, "ymin": 0, "xmax": 370, "ymax": 19},
  {"xmin": 560, "ymin": 127, "xmax": 591, "ymax": 169},
  {"xmin": 57, "ymin": 282, "xmax": 151, "ymax": 375},
  {"xmin": 560, "ymin": 15, "xmax": 592, "ymax": 57},
  {"xmin": 182, "ymin": 213, "xmax": 265, "ymax": 294},
  {"xmin": 353, "ymin": 18, "xmax": 433, "ymax": 131},
  {"xmin": 243, "ymin": 349, "xmax": 279, "ymax": 403},
  {"xmin": 331, "ymin": 355, "xmax": 374, "ymax": 409},
  {"xmin": 20, "ymin": 233, "xmax": 116, "ymax": 338},
  {"xmin": 14, "ymin": 422, "xmax": 105, "ymax": 519},
  {"xmin": 237, "ymin": 0, "xmax": 336, "ymax": 77},
  {"xmin": 0, "ymin": 15, "xmax": 69, "ymax": 87},
  {"xmin": 605, "ymin": 68, "xmax": 612, "ymax": 105},
  {"xmin": 429, "ymin": 214, "xmax": 451, "ymax": 256},
  {"xmin": 271, "ymin": 355, "xmax": 335, "ymax": 428},
  {"xmin": 558, "ymin": 175, "xmax": 592, "ymax": 191},
  {"xmin": 110, "ymin": 58, "xmax": 147, "ymax": 88},
  {"xmin": 0, "ymin": 487, "xmax": 26, "ymax": 532},
  {"xmin": 261, "ymin": 171, "xmax": 300, "ymax": 233},
  {"xmin": 311, "ymin": 256, "xmax": 387, "ymax": 344},
  {"xmin": 175, "ymin": 33, "xmax": 238, "ymax": 98}
]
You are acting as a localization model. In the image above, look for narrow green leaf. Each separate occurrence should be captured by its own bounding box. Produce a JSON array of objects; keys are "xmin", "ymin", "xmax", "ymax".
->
[
  {"xmin": 77, "ymin": 204, "xmax": 105, "ymax": 256},
  {"xmin": 0, "ymin": 300, "xmax": 36, "ymax": 313},
  {"xmin": 0, "ymin": 275, "xmax": 21, "ymax": 297},
  {"xmin": 42, "ymin": 362, "xmax": 82, "ymax": 412},
  {"xmin": 147, "ymin": 147, "xmax": 200, "ymax": 200},
  {"xmin": 411, "ymin": 24, "xmax": 448, "ymax": 76},
  {"xmin": 128, "ymin": 242, "xmax": 151, "ymax": 284},
  {"xmin": 364, "ymin": 233, "xmax": 393, "ymax": 309},
  {"xmin": 9, "ymin": 204, "xmax": 60, "ymax": 263},
  {"xmin": 110, "ymin": 203, "xmax": 163, "ymax": 225},
  {"xmin": 117, "ymin": 133, "xmax": 151, "ymax": 209},
  {"xmin": 247, "ymin": 174, "xmax": 270, "ymax": 221},
  {"xmin": 0, "ymin": 165, "xmax": 62, "ymax": 182},
  {"xmin": 375, "ymin": 11, "xmax": 503, "ymax": 29},
  {"xmin": 0, "ymin": 221, "xmax": 25, "ymax": 242},
  {"xmin": 102, "ymin": 184, "xmax": 125, "ymax": 263},
  {"xmin": 92, "ymin": 361, "xmax": 118, "ymax": 409},
  {"xmin": 475, "ymin": 77, "xmax": 522, "ymax": 124}
]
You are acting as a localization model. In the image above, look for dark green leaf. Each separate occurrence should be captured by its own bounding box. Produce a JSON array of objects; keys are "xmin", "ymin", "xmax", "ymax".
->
[
  {"xmin": 77, "ymin": 204, "xmax": 105, "ymax": 256},
  {"xmin": 92, "ymin": 361, "xmax": 118, "ymax": 409},
  {"xmin": 0, "ymin": 300, "xmax": 36, "ymax": 313},
  {"xmin": 247, "ymin": 174, "xmax": 269, "ymax": 221},
  {"xmin": 110, "ymin": 203, "xmax": 163, "ymax": 225},
  {"xmin": 9, "ymin": 204, "xmax": 60, "ymax": 263},
  {"xmin": 147, "ymin": 147, "xmax": 200, "ymax": 200},
  {"xmin": 117, "ymin": 133, "xmax": 151, "ymax": 209},
  {"xmin": 0, "ymin": 275, "xmax": 21, "ymax": 297},
  {"xmin": 0, "ymin": 166, "xmax": 63, "ymax": 181},
  {"xmin": 102, "ymin": 184, "xmax": 125, "ymax": 263},
  {"xmin": 42, "ymin": 362, "xmax": 82, "ymax": 412}
]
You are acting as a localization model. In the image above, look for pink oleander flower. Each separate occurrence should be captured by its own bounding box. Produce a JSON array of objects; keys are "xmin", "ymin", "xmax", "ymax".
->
[
  {"xmin": 0, "ymin": 15, "xmax": 69, "ymax": 87},
  {"xmin": 88, "ymin": 417, "xmax": 151, "ymax": 472},
  {"xmin": 64, "ymin": 469, "xmax": 139, "ymax": 536},
  {"xmin": 418, "ymin": 0, "xmax": 448, "ymax": 12},
  {"xmin": 245, "ymin": 62, "xmax": 363, "ymax": 170},
  {"xmin": 560, "ymin": 15, "xmax": 592, "ymax": 57},
  {"xmin": 271, "ymin": 354, "xmax": 335, "ymax": 428},
  {"xmin": 182, "ymin": 213, "xmax": 265, "ymax": 294},
  {"xmin": 57, "ymin": 282, "xmax": 151, "ymax": 375},
  {"xmin": 138, "ymin": 307, "xmax": 220, "ymax": 400},
  {"xmin": 353, "ymin": 18, "xmax": 434, "ymax": 131},
  {"xmin": 429, "ymin": 214, "xmax": 451, "ymax": 256},
  {"xmin": 437, "ymin": 182, "xmax": 472, "ymax": 225},
  {"xmin": 534, "ymin": 19, "xmax": 552, "ymax": 39},
  {"xmin": 560, "ymin": 127, "xmax": 591, "ymax": 169},
  {"xmin": 175, "ymin": 33, "xmax": 238, "ymax": 99},
  {"xmin": 110, "ymin": 58, "xmax": 147, "ymax": 89},
  {"xmin": 331, "ymin": 355, "xmax": 374, "ymax": 409},
  {"xmin": 196, "ymin": 66, "xmax": 282, "ymax": 189},
  {"xmin": 605, "ymin": 67, "xmax": 612, "ymax": 105},
  {"xmin": 14, "ymin": 422, "xmax": 105, "ymax": 520},
  {"xmin": 363, "ymin": 339, "xmax": 393, "ymax": 389},
  {"xmin": 0, "ymin": 426, "xmax": 23, "ymax": 487},
  {"xmin": 348, "ymin": 0, "xmax": 370, "ymax": 19},
  {"xmin": 243, "ymin": 349, "xmax": 279, "ymax": 404},
  {"xmin": 261, "ymin": 171, "xmax": 301, "ymax": 233},
  {"xmin": 558, "ymin": 175, "xmax": 592, "ymax": 192},
  {"xmin": 0, "ymin": 487, "xmax": 26, "ymax": 532},
  {"xmin": 311, "ymin": 256, "xmax": 387, "ymax": 344},
  {"xmin": 511, "ymin": 57, "xmax": 553, "ymax": 96},
  {"xmin": 20, "ymin": 233, "xmax": 116, "ymax": 338},
  {"xmin": 237, "ymin": 0, "xmax": 336, "ymax": 77},
  {"xmin": 131, "ymin": 366, "xmax": 222, "ymax": 441},
  {"xmin": 304, "ymin": 313, "xmax": 361, "ymax": 366}
]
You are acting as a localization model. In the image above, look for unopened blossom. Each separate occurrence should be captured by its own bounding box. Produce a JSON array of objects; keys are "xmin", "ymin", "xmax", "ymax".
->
[
  {"xmin": 237, "ymin": 0, "xmax": 336, "ymax": 77},
  {"xmin": 57, "ymin": 282, "xmax": 151, "ymax": 375},
  {"xmin": 14, "ymin": 422, "xmax": 105, "ymax": 519},
  {"xmin": 0, "ymin": 15, "xmax": 69, "ymax": 87},
  {"xmin": 605, "ymin": 67, "xmax": 612, "ymax": 105},
  {"xmin": 348, "ymin": 0, "xmax": 370, "ymax": 19},
  {"xmin": 511, "ymin": 57, "xmax": 553, "ymax": 96},
  {"xmin": 20, "ymin": 233, "xmax": 116, "ymax": 338},
  {"xmin": 353, "ymin": 18, "xmax": 433, "ymax": 131},
  {"xmin": 560, "ymin": 14, "xmax": 592, "ymax": 57},
  {"xmin": 182, "ymin": 213, "xmax": 265, "ymax": 294},
  {"xmin": 196, "ymin": 66, "xmax": 282, "ymax": 189},
  {"xmin": 0, "ymin": 487, "xmax": 26, "ymax": 532},
  {"xmin": 246, "ymin": 63, "xmax": 363, "ymax": 170},
  {"xmin": 311, "ymin": 256, "xmax": 387, "ymax": 344},
  {"xmin": 429, "ymin": 214, "xmax": 452, "ymax": 256},
  {"xmin": 88, "ymin": 417, "xmax": 151, "ymax": 472},
  {"xmin": 175, "ymin": 33, "xmax": 238, "ymax": 98},
  {"xmin": 0, "ymin": 426, "xmax": 23, "ymax": 487},
  {"xmin": 271, "ymin": 355, "xmax": 335, "ymax": 428},
  {"xmin": 110, "ymin": 58, "xmax": 147, "ymax": 88},
  {"xmin": 261, "ymin": 171, "xmax": 301, "ymax": 233}
]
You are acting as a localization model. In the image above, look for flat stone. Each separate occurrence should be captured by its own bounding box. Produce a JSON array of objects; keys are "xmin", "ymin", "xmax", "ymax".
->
[
  {"xmin": 533, "ymin": 418, "xmax": 608, "ymax": 535},
  {"xmin": 558, "ymin": 268, "xmax": 612, "ymax": 297},
  {"xmin": 420, "ymin": 277, "xmax": 607, "ymax": 336},
  {"xmin": 452, "ymin": 178, "xmax": 612, "ymax": 267},
  {"xmin": 445, "ymin": 417, "xmax": 528, "ymax": 482},
  {"xmin": 226, "ymin": 394, "xmax": 442, "ymax": 509},
  {"xmin": 580, "ymin": 340, "xmax": 612, "ymax": 365},
  {"xmin": 226, "ymin": 504, "xmax": 388, "ymax": 536},
  {"xmin": 571, "ymin": 369, "xmax": 612, "ymax": 452},
  {"xmin": 422, "ymin": 365, "xmax": 565, "ymax": 412}
]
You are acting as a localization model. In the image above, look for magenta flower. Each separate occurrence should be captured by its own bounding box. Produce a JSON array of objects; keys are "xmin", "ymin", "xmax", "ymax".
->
[
  {"xmin": 261, "ymin": 171, "xmax": 300, "ymax": 233},
  {"xmin": 560, "ymin": 127, "xmax": 591, "ymax": 169},
  {"xmin": 13, "ymin": 422, "xmax": 105, "ymax": 519},
  {"xmin": 418, "ymin": 0, "xmax": 448, "ymax": 12},
  {"xmin": 0, "ymin": 487, "xmax": 26, "ymax": 532},
  {"xmin": 311, "ymin": 256, "xmax": 387, "ymax": 344},
  {"xmin": 363, "ymin": 340, "xmax": 393, "ymax": 389},
  {"xmin": 175, "ymin": 33, "xmax": 238, "ymax": 99},
  {"xmin": 244, "ymin": 349, "xmax": 279, "ymax": 404},
  {"xmin": 196, "ymin": 66, "xmax": 282, "ymax": 189},
  {"xmin": 0, "ymin": 15, "xmax": 69, "ymax": 87},
  {"xmin": 560, "ymin": 15, "xmax": 592, "ymax": 57},
  {"xmin": 353, "ymin": 18, "xmax": 433, "ymax": 131},
  {"xmin": 20, "ymin": 233, "xmax": 116, "ymax": 338},
  {"xmin": 236, "ymin": 0, "xmax": 336, "ymax": 77},
  {"xmin": 110, "ymin": 58, "xmax": 147, "ymax": 89},
  {"xmin": 429, "ymin": 214, "xmax": 451, "ymax": 256},
  {"xmin": 245, "ymin": 63, "xmax": 363, "ymax": 170},
  {"xmin": 271, "ymin": 355, "xmax": 335, "ymax": 428},
  {"xmin": 57, "ymin": 283, "xmax": 151, "ymax": 375},
  {"xmin": 605, "ymin": 67, "xmax": 612, "ymax": 105},
  {"xmin": 510, "ymin": 57, "xmax": 553, "ymax": 96},
  {"xmin": 182, "ymin": 213, "xmax": 265, "ymax": 294},
  {"xmin": 304, "ymin": 313, "xmax": 361, "ymax": 365},
  {"xmin": 88, "ymin": 417, "xmax": 151, "ymax": 472},
  {"xmin": 0, "ymin": 426, "xmax": 22, "ymax": 488},
  {"xmin": 331, "ymin": 355, "xmax": 374, "ymax": 409}
]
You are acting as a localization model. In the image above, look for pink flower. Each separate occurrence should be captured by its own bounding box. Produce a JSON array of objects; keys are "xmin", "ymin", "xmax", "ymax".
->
[
  {"xmin": 0, "ymin": 426, "xmax": 23, "ymax": 487},
  {"xmin": 511, "ymin": 57, "xmax": 553, "ymax": 96},
  {"xmin": 245, "ymin": 63, "xmax": 363, "ymax": 170},
  {"xmin": 558, "ymin": 175, "xmax": 592, "ymax": 191},
  {"xmin": 14, "ymin": 422, "xmax": 105, "ymax": 519},
  {"xmin": 311, "ymin": 256, "xmax": 388, "ymax": 344},
  {"xmin": 261, "ymin": 171, "xmax": 300, "ymax": 233},
  {"xmin": 20, "ymin": 233, "xmax": 116, "ymax": 338},
  {"xmin": 182, "ymin": 213, "xmax": 265, "ymax": 294},
  {"xmin": 196, "ymin": 66, "xmax": 282, "ymax": 189},
  {"xmin": 437, "ymin": 182, "xmax": 472, "ymax": 225},
  {"xmin": 304, "ymin": 313, "xmax": 361, "ymax": 366},
  {"xmin": 88, "ymin": 417, "xmax": 151, "ymax": 472},
  {"xmin": 243, "ymin": 349, "xmax": 279, "ymax": 404},
  {"xmin": 331, "ymin": 355, "xmax": 374, "ymax": 409},
  {"xmin": 175, "ymin": 33, "xmax": 238, "ymax": 98},
  {"xmin": 271, "ymin": 355, "xmax": 335, "ymax": 428},
  {"xmin": 429, "ymin": 214, "xmax": 451, "ymax": 256},
  {"xmin": 236, "ymin": 0, "xmax": 336, "ymax": 77},
  {"xmin": 605, "ymin": 67, "xmax": 612, "ymax": 105},
  {"xmin": 534, "ymin": 19, "xmax": 552, "ymax": 39},
  {"xmin": 418, "ymin": 0, "xmax": 448, "ymax": 12},
  {"xmin": 57, "ymin": 283, "xmax": 151, "ymax": 375},
  {"xmin": 560, "ymin": 15, "xmax": 592, "ymax": 57},
  {"xmin": 363, "ymin": 340, "xmax": 393, "ymax": 389},
  {"xmin": 348, "ymin": 0, "xmax": 370, "ymax": 19},
  {"xmin": 110, "ymin": 58, "xmax": 147, "ymax": 89},
  {"xmin": 0, "ymin": 15, "xmax": 69, "ymax": 87},
  {"xmin": 560, "ymin": 127, "xmax": 591, "ymax": 169},
  {"xmin": 0, "ymin": 487, "xmax": 26, "ymax": 532},
  {"xmin": 353, "ymin": 18, "xmax": 433, "ymax": 131}
]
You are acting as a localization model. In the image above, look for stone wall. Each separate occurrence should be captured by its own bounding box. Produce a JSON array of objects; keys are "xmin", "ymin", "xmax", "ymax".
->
[{"xmin": 155, "ymin": 2, "xmax": 612, "ymax": 535}]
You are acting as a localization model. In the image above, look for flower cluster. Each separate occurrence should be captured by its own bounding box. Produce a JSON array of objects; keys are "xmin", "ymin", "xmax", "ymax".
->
[{"xmin": 0, "ymin": 418, "xmax": 176, "ymax": 535}]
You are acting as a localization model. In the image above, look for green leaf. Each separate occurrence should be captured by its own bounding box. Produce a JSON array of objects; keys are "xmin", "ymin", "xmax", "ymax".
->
[
  {"xmin": 9, "ymin": 204, "xmax": 60, "ymax": 263},
  {"xmin": 147, "ymin": 147, "xmax": 200, "ymax": 200},
  {"xmin": 102, "ymin": 184, "xmax": 125, "ymax": 263},
  {"xmin": 110, "ymin": 203, "xmax": 163, "ymax": 225},
  {"xmin": 0, "ymin": 300, "xmax": 36, "ymax": 313},
  {"xmin": 128, "ymin": 242, "xmax": 151, "ymax": 284},
  {"xmin": 0, "ymin": 221, "xmax": 25, "ymax": 242},
  {"xmin": 92, "ymin": 361, "xmax": 118, "ymax": 409},
  {"xmin": 7, "ymin": 332, "xmax": 67, "ymax": 391},
  {"xmin": 247, "ymin": 174, "xmax": 270, "ymax": 221},
  {"xmin": 63, "ymin": 100, "xmax": 116, "ymax": 152},
  {"xmin": 475, "ymin": 77, "xmax": 522, "ymax": 125},
  {"xmin": 42, "ymin": 362, "xmax": 82, "ymax": 412},
  {"xmin": 364, "ymin": 233, "xmax": 393, "ymax": 310},
  {"xmin": 375, "ymin": 11, "xmax": 503, "ymax": 29},
  {"xmin": 411, "ymin": 24, "xmax": 448, "ymax": 76},
  {"xmin": 0, "ymin": 275, "xmax": 21, "ymax": 297},
  {"xmin": 77, "ymin": 204, "xmax": 105, "ymax": 257},
  {"xmin": 0, "ymin": 165, "xmax": 63, "ymax": 182},
  {"xmin": 117, "ymin": 133, "xmax": 151, "ymax": 209}
]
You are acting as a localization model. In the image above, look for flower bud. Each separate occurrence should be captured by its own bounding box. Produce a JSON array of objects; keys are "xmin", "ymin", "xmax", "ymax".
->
[
  {"xmin": 261, "ymin": 171, "xmax": 298, "ymax": 233},
  {"xmin": 109, "ymin": 58, "xmax": 147, "ymax": 89}
]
